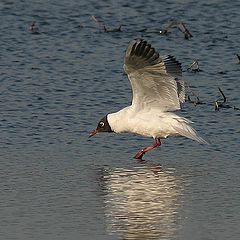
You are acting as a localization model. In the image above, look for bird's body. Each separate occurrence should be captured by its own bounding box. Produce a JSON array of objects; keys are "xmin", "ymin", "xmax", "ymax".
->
[
  {"xmin": 90, "ymin": 39, "xmax": 208, "ymax": 159},
  {"xmin": 108, "ymin": 106, "xmax": 206, "ymax": 142}
]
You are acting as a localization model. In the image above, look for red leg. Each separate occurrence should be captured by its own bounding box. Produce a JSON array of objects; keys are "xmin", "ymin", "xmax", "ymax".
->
[{"xmin": 134, "ymin": 138, "xmax": 161, "ymax": 159}]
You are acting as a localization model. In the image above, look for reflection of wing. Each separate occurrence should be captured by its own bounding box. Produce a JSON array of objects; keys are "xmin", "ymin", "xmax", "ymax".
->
[
  {"xmin": 124, "ymin": 39, "xmax": 184, "ymax": 112},
  {"xmin": 103, "ymin": 166, "xmax": 183, "ymax": 239}
]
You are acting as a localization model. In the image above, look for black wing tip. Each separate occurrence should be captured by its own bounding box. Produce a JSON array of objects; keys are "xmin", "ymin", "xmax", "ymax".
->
[
  {"xmin": 163, "ymin": 55, "xmax": 182, "ymax": 66},
  {"xmin": 162, "ymin": 55, "xmax": 182, "ymax": 76},
  {"xmin": 129, "ymin": 38, "xmax": 147, "ymax": 55},
  {"xmin": 127, "ymin": 38, "xmax": 160, "ymax": 64}
]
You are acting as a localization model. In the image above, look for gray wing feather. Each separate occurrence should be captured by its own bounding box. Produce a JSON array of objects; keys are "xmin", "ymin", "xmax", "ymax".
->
[{"xmin": 124, "ymin": 39, "xmax": 185, "ymax": 111}]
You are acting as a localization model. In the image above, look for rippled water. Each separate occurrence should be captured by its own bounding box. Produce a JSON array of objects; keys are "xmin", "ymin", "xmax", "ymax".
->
[
  {"xmin": 0, "ymin": 0, "xmax": 240, "ymax": 239},
  {"xmin": 103, "ymin": 166, "xmax": 184, "ymax": 239}
]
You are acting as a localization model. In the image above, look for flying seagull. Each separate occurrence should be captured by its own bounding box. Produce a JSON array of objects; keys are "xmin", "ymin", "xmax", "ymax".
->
[
  {"xmin": 160, "ymin": 20, "xmax": 193, "ymax": 39},
  {"xmin": 89, "ymin": 39, "xmax": 208, "ymax": 159}
]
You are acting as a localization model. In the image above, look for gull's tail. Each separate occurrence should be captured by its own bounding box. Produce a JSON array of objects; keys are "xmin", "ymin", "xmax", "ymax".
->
[{"xmin": 172, "ymin": 119, "xmax": 209, "ymax": 144}]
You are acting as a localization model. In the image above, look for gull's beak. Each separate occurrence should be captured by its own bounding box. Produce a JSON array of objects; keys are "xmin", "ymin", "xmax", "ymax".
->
[{"xmin": 89, "ymin": 129, "xmax": 98, "ymax": 138}]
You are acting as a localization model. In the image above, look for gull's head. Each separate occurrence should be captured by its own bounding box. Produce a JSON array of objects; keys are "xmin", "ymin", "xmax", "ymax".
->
[{"xmin": 89, "ymin": 115, "xmax": 113, "ymax": 137}]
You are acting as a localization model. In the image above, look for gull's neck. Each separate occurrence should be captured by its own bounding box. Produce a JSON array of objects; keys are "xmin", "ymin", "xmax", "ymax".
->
[{"xmin": 107, "ymin": 107, "xmax": 132, "ymax": 133}]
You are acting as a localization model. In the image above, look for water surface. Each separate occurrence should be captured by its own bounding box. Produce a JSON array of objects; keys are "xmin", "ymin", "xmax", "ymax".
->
[{"xmin": 0, "ymin": 0, "xmax": 240, "ymax": 239}]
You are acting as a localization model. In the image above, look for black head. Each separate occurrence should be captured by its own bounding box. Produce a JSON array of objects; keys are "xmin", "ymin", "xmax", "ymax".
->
[{"xmin": 89, "ymin": 115, "xmax": 113, "ymax": 137}]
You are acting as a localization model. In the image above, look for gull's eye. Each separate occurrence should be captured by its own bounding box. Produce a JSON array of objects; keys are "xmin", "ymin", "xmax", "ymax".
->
[{"xmin": 99, "ymin": 121, "xmax": 105, "ymax": 127}]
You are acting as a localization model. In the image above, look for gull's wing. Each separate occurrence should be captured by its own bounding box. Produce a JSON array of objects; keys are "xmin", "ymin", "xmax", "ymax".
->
[
  {"xmin": 177, "ymin": 22, "xmax": 193, "ymax": 38},
  {"xmin": 124, "ymin": 39, "xmax": 184, "ymax": 112},
  {"xmin": 162, "ymin": 20, "xmax": 179, "ymax": 31}
]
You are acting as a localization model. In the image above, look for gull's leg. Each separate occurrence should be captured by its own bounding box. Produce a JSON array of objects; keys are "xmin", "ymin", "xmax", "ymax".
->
[{"xmin": 134, "ymin": 138, "xmax": 161, "ymax": 159}]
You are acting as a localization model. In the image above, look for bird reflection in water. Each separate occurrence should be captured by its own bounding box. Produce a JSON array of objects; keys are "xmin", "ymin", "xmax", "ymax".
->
[{"xmin": 101, "ymin": 165, "xmax": 184, "ymax": 240}]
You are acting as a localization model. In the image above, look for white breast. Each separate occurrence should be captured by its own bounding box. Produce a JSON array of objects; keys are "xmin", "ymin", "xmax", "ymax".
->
[{"xmin": 107, "ymin": 107, "xmax": 179, "ymax": 139}]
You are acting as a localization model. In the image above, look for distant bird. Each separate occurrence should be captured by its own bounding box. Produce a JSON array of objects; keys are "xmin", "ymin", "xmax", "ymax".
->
[
  {"xmin": 89, "ymin": 39, "xmax": 208, "ymax": 159},
  {"xmin": 29, "ymin": 21, "xmax": 40, "ymax": 34},
  {"xmin": 187, "ymin": 60, "xmax": 202, "ymax": 72},
  {"xmin": 236, "ymin": 54, "xmax": 240, "ymax": 64},
  {"xmin": 187, "ymin": 93, "xmax": 205, "ymax": 106},
  {"xmin": 91, "ymin": 15, "xmax": 122, "ymax": 33},
  {"xmin": 214, "ymin": 87, "xmax": 232, "ymax": 111},
  {"xmin": 103, "ymin": 25, "xmax": 122, "ymax": 33},
  {"xmin": 160, "ymin": 20, "xmax": 193, "ymax": 39}
]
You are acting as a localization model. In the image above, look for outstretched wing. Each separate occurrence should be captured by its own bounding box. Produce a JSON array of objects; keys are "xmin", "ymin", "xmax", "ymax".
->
[{"xmin": 124, "ymin": 39, "xmax": 184, "ymax": 112}]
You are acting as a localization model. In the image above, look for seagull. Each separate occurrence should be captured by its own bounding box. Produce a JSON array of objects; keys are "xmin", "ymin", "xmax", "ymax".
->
[
  {"xmin": 89, "ymin": 39, "xmax": 208, "ymax": 159},
  {"xmin": 187, "ymin": 60, "xmax": 202, "ymax": 72},
  {"xmin": 29, "ymin": 21, "xmax": 40, "ymax": 34},
  {"xmin": 160, "ymin": 20, "xmax": 193, "ymax": 39}
]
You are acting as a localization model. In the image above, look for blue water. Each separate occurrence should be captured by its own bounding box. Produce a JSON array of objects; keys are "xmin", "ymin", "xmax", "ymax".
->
[{"xmin": 0, "ymin": 0, "xmax": 240, "ymax": 239}]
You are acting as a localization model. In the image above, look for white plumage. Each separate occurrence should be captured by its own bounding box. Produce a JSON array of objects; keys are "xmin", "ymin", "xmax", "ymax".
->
[{"xmin": 90, "ymin": 39, "xmax": 208, "ymax": 159}]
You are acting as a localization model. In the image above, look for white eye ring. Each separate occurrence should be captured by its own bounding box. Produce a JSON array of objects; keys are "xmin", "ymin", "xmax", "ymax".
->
[{"xmin": 99, "ymin": 122, "xmax": 105, "ymax": 127}]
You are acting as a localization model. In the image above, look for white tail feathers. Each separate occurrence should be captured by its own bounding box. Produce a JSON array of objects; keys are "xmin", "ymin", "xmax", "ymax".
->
[{"xmin": 173, "ymin": 123, "xmax": 209, "ymax": 145}]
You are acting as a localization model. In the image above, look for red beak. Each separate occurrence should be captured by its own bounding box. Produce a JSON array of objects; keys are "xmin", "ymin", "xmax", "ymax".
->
[{"xmin": 89, "ymin": 129, "xmax": 98, "ymax": 137}]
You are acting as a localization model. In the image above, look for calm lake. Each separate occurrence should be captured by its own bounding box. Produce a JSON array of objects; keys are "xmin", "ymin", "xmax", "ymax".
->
[{"xmin": 0, "ymin": 0, "xmax": 239, "ymax": 239}]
